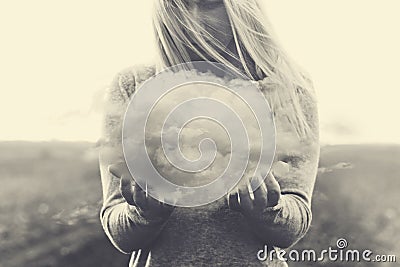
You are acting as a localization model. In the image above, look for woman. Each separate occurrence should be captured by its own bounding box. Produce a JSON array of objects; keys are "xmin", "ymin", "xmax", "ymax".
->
[{"xmin": 99, "ymin": 0, "xmax": 320, "ymax": 266}]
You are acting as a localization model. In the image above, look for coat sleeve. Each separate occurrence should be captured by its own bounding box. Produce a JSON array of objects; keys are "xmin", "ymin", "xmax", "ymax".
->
[{"xmin": 98, "ymin": 67, "xmax": 169, "ymax": 254}]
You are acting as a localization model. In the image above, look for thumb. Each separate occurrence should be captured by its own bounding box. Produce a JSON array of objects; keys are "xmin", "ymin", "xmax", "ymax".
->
[
  {"xmin": 265, "ymin": 172, "xmax": 281, "ymax": 207},
  {"xmin": 119, "ymin": 174, "xmax": 135, "ymax": 205},
  {"xmin": 108, "ymin": 162, "xmax": 130, "ymax": 179}
]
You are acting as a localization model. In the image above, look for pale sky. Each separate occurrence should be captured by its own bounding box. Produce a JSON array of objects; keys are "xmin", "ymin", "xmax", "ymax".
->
[{"xmin": 0, "ymin": 1, "xmax": 399, "ymax": 144}]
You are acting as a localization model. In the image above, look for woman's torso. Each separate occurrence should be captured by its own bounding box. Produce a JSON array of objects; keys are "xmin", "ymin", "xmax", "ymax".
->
[{"xmin": 130, "ymin": 198, "xmax": 286, "ymax": 267}]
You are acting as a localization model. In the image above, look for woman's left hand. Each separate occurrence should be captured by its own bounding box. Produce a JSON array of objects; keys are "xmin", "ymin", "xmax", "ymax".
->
[{"xmin": 228, "ymin": 161, "xmax": 289, "ymax": 217}]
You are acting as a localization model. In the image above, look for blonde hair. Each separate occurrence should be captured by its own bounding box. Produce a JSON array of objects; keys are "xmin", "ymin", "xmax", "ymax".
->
[{"xmin": 152, "ymin": 0, "xmax": 316, "ymax": 139}]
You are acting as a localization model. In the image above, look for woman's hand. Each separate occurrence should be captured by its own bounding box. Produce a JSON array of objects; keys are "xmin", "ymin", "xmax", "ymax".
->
[
  {"xmin": 108, "ymin": 162, "xmax": 175, "ymax": 222},
  {"xmin": 228, "ymin": 161, "xmax": 289, "ymax": 217}
]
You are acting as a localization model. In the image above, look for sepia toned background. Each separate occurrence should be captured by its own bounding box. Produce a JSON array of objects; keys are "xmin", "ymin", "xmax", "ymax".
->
[{"xmin": 0, "ymin": 1, "xmax": 399, "ymax": 266}]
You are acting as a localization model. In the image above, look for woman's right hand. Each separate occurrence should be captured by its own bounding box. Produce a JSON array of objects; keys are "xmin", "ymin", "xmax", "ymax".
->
[{"xmin": 108, "ymin": 162, "xmax": 175, "ymax": 222}]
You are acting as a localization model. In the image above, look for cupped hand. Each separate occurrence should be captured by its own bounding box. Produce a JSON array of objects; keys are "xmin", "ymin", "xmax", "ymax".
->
[
  {"xmin": 228, "ymin": 161, "xmax": 289, "ymax": 217},
  {"xmin": 108, "ymin": 162, "xmax": 175, "ymax": 221}
]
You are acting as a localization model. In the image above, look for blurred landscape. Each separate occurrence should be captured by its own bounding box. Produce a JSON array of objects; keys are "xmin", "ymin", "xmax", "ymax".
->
[{"xmin": 0, "ymin": 142, "xmax": 399, "ymax": 267}]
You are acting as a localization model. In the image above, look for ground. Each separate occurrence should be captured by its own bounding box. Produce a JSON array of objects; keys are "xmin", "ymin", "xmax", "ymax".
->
[{"xmin": 0, "ymin": 142, "xmax": 398, "ymax": 267}]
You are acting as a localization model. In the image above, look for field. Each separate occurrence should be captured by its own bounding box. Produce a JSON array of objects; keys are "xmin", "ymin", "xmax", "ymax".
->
[{"xmin": 0, "ymin": 142, "xmax": 399, "ymax": 266}]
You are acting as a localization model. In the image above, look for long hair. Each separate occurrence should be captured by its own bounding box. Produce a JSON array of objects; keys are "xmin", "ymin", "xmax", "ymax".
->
[{"xmin": 152, "ymin": 0, "xmax": 316, "ymax": 140}]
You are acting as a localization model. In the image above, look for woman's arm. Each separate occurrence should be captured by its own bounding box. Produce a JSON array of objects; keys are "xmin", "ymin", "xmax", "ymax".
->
[
  {"xmin": 99, "ymin": 68, "xmax": 171, "ymax": 253},
  {"xmin": 241, "ymin": 152, "xmax": 319, "ymax": 249},
  {"xmin": 230, "ymin": 85, "xmax": 320, "ymax": 248}
]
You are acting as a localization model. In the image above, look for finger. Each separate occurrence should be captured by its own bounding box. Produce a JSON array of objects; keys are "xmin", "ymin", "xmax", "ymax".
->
[
  {"xmin": 120, "ymin": 174, "xmax": 135, "ymax": 205},
  {"xmin": 265, "ymin": 172, "xmax": 281, "ymax": 207},
  {"xmin": 141, "ymin": 187, "xmax": 175, "ymax": 218},
  {"xmin": 143, "ymin": 183, "xmax": 165, "ymax": 207},
  {"xmin": 251, "ymin": 176, "xmax": 268, "ymax": 207},
  {"xmin": 238, "ymin": 182, "xmax": 253, "ymax": 211},
  {"xmin": 145, "ymin": 184, "xmax": 163, "ymax": 209},
  {"xmin": 156, "ymin": 194, "xmax": 174, "ymax": 210},
  {"xmin": 108, "ymin": 162, "xmax": 130, "ymax": 178},
  {"xmin": 156, "ymin": 194, "xmax": 174, "ymax": 211},
  {"xmin": 133, "ymin": 183, "xmax": 148, "ymax": 208},
  {"xmin": 227, "ymin": 189, "xmax": 240, "ymax": 211}
]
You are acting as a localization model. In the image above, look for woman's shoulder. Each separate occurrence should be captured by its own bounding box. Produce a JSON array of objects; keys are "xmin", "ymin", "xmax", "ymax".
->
[
  {"xmin": 100, "ymin": 64, "xmax": 156, "ymax": 144},
  {"xmin": 111, "ymin": 64, "xmax": 157, "ymax": 100}
]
